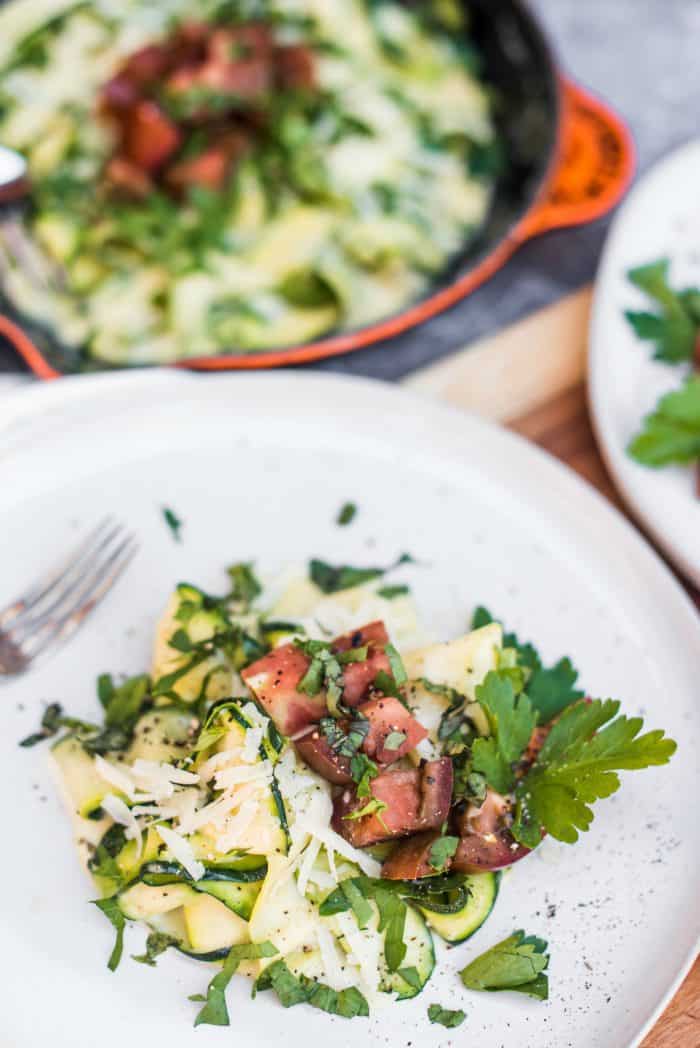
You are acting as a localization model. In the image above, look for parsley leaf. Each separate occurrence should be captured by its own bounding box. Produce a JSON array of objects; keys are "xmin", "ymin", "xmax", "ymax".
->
[
  {"xmin": 194, "ymin": 941, "xmax": 278, "ymax": 1027},
  {"xmin": 427, "ymin": 1004, "xmax": 466, "ymax": 1028},
  {"xmin": 471, "ymin": 608, "xmax": 582, "ymax": 723},
  {"xmin": 471, "ymin": 672, "xmax": 537, "ymax": 793},
  {"xmin": 625, "ymin": 258, "xmax": 699, "ymax": 363},
  {"xmin": 512, "ymin": 698, "xmax": 677, "ymax": 847},
  {"xmin": 258, "ymin": 960, "xmax": 369, "ymax": 1018},
  {"xmin": 428, "ymin": 835, "xmax": 459, "ymax": 873},
  {"xmin": 628, "ymin": 374, "xmax": 700, "ymax": 467},
  {"xmin": 460, "ymin": 930, "xmax": 549, "ymax": 999},
  {"xmin": 132, "ymin": 932, "xmax": 178, "ymax": 967},
  {"xmin": 161, "ymin": 506, "xmax": 183, "ymax": 542},
  {"xmin": 92, "ymin": 896, "xmax": 126, "ymax": 972},
  {"xmin": 337, "ymin": 501, "xmax": 357, "ymax": 526}
]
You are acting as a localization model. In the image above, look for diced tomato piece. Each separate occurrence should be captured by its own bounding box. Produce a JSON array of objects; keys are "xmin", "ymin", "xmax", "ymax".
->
[
  {"xmin": 199, "ymin": 56, "xmax": 271, "ymax": 100},
  {"xmin": 452, "ymin": 831, "xmax": 531, "ymax": 873},
  {"xmin": 342, "ymin": 649, "xmax": 392, "ymax": 706},
  {"xmin": 332, "ymin": 759, "xmax": 452, "ymax": 847},
  {"xmin": 294, "ymin": 727, "xmax": 352, "ymax": 785},
  {"xmin": 358, "ymin": 694, "xmax": 427, "ymax": 764},
  {"xmin": 332, "ymin": 621, "xmax": 389, "ymax": 652},
  {"xmin": 381, "ymin": 830, "xmax": 442, "ymax": 880},
  {"xmin": 208, "ymin": 24, "xmax": 273, "ymax": 65},
  {"xmin": 103, "ymin": 156, "xmax": 153, "ymax": 198},
  {"xmin": 332, "ymin": 621, "xmax": 391, "ymax": 707},
  {"xmin": 100, "ymin": 75, "xmax": 140, "ymax": 113},
  {"xmin": 242, "ymin": 644, "xmax": 326, "ymax": 737},
  {"xmin": 275, "ymin": 44, "xmax": 315, "ymax": 90},
  {"xmin": 122, "ymin": 44, "xmax": 173, "ymax": 87},
  {"xmin": 451, "ymin": 789, "xmax": 532, "ymax": 873},
  {"xmin": 123, "ymin": 101, "xmax": 182, "ymax": 171},
  {"xmin": 419, "ymin": 756, "xmax": 453, "ymax": 824},
  {"xmin": 166, "ymin": 133, "xmax": 248, "ymax": 192}
]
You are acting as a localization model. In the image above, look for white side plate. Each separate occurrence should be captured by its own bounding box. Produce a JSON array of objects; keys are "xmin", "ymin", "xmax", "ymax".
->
[
  {"xmin": 0, "ymin": 372, "xmax": 697, "ymax": 1048},
  {"xmin": 589, "ymin": 139, "xmax": 700, "ymax": 586}
]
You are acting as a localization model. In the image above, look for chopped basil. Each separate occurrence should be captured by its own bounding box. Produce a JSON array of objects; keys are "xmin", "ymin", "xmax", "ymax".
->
[
  {"xmin": 375, "ymin": 888, "xmax": 407, "ymax": 971},
  {"xmin": 343, "ymin": 797, "xmax": 387, "ymax": 822},
  {"xmin": 161, "ymin": 505, "xmax": 183, "ymax": 542},
  {"xmin": 350, "ymin": 752, "xmax": 379, "ymax": 795},
  {"xmin": 194, "ymin": 941, "xmax": 278, "ymax": 1027},
  {"xmin": 377, "ymin": 584, "xmax": 410, "ymax": 599},
  {"xmin": 385, "ymin": 643, "xmax": 408, "ymax": 686},
  {"xmin": 427, "ymin": 1004, "xmax": 466, "ymax": 1028},
  {"xmin": 19, "ymin": 702, "xmax": 97, "ymax": 748},
  {"xmin": 92, "ymin": 896, "xmax": 126, "ymax": 972},
  {"xmin": 336, "ymin": 501, "xmax": 357, "ymax": 526},
  {"xmin": 428, "ymin": 835, "xmax": 459, "ymax": 873},
  {"xmin": 226, "ymin": 562, "xmax": 262, "ymax": 605},
  {"xmin": 382, "ymin": 729, "xmax": 406, "ymax": 751},
  {"xmin": 309, "ymin": 552, "xmax": 414, "ymax": 594},
  {"xmin": 257, "ymin": 960, "xmax": 369, "ymax": 1018},
  {"xmin": 132, "ymin": 932, "xmax": 178, "ymax": 967}
]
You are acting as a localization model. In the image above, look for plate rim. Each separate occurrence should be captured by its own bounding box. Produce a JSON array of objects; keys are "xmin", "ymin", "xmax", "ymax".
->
[
  {"xmin": 587, "ymin": 136, "xmax": 700, "ymax": 589},
  {"xmin": 1, "ymin": 368, "xmax": 698, "ymax": 1047}
]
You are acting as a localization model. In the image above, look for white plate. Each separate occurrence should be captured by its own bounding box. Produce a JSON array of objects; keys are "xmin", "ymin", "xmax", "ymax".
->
[
  {"xmin": 589, "ymin": 139, "xmax": 700, "ymax": 587},
  {"xmin": 0, "ymin": 372, "xmax": 698, "ymax": 1048}
]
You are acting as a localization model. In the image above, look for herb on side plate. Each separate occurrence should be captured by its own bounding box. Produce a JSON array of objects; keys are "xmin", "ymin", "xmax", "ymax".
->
[
  {"xmin": 460, "ymin": 930, "xmax": 550, "ymax": 1000},
  {"xmin": 512, "ymin": 698, "xmax": 677, "ymax": 848},
  {"xmin": 628, "ymin": 374, "xmax": 700, "ymax": 468},
  {"xmin": 336, "ymin": 501, "xmax": 357, "ymax": 525},
  {"xmin": 194, "ymin": 942, "xmax": 278, "ymax": 1027},
  {"xmin": 257, "ymin": 959, "xmax": 369, "ymax": 1018},
  {"xmin": 624, "ymin": 258, "xmax": 700, "ymax": 364},
  {"xmin": 427, "ymin": 1003, "xmax": 466, "ymax": 1028},
  {"xmin": 162, "ymin": 505, "xmax": 183, "ymax": 542}
]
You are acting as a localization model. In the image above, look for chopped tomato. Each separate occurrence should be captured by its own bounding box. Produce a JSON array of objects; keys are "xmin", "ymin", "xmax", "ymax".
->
[
  {"xmin": 294, "ymin": 727, "xmax": 352, "ymax": 785},
  {"xmin": 452, "ymin": 831, "xmax": 531, "ymax": 873},
  {"xmin": 166, "ymin": 133, "xmax": 248, "ymax": 192},
  {"xmin": 332, "ymin": 758, "xmax": 452, "ymax": 847},
  {"xmin": 357, "ymin": 694, "xmax": 427, "ymax": 764},
  {"xmin": 332, "ymin": 620, "xmax": 391, "ymax": 706},
  {"xmin": 332, "ymin": 621, "xmax": 389, "ymax": 652},
  {"xmin": 241, "ymin": 644, "xmax": 326, "ymax": 737},
  {"xmin": 275, "ymin": 44, "xmax": 315, "ymax": 89},
  {"xmin": 103, "ymin": 156, "xmax": 153, "ymax": 198},
  {"xmin": 381, "ymin": 830, "xmax": 442, "ymax": 880},
  {"xmin": 123, "ymin": 101, "xmax": 182, "ymax": 171},
  {"xmin": 121, "ymin": 44, "xmax": 173, "ymax": 88}
]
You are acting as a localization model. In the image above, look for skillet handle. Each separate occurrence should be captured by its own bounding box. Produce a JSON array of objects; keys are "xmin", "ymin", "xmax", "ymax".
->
[
  {"xmin": 518, "ymin": 76, "xmax": 635, "ymax": 241},
  {"xmin": 0, "ymin": 314, "xmax": 60, "ymax": 379}
]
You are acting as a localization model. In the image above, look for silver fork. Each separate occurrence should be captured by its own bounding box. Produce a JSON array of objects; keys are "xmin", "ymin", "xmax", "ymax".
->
[{"xmin": 0, "ymin": 518, "xmax": 138, "ymax": 678}]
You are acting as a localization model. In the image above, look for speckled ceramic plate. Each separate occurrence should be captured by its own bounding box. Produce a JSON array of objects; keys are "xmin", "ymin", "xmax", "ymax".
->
[
  {"xmin": 589, "ymin": 138, "xmax": 700, "ymax": 587},
  {"xmin": 0, "ymin": 372, "xmax": 697, "ymax": 1048}
]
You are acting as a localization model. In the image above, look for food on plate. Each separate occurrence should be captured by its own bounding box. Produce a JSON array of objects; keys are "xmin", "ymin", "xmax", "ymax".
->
[
  {"xmin": 624, "ymin": 259, "xmax": 700, "ymax": 493},
  {"xmin": 24, "ymin": 558, "xmax": 676, "ymax": 1023},
  {"xmin": 0, "ymin": 0, "xmax": 499, "ymax": 365}
]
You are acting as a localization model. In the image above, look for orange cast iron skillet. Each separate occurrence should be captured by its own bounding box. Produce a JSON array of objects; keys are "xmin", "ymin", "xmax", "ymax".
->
[{"xmin": 0, "ymin": 0, "xmax": 635, "ymax": 379}]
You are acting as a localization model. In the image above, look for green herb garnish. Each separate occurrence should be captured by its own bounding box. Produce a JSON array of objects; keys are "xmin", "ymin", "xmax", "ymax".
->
[
  {"xmin": 512, "ymin": 698, "xmax": 676, "ymax": 848},
  {"xmin": 336, "ymin": 501, "xmax": 357, "ymax": 525},
  {"xmin": 624, "ymin": 258, "xmax": 700, "ymax": 363},
  {"xmin": 162, "ymin": 506, "xmax": 183, "ymax": 542},
  {"xmin": 460, "ymin": 930, "xmax": 549, "ymax": 999},
  {"xmin": 257, "ymin": 960, "xmax": 369, "ymax": 1018},
  {"xmin": 471, "ymin": 671, "xmax": 537, "ymax": 793},
  {"xmin": 92, "ymin": 896, "xmax": 126, "ymax": 972},
  {"xmin": 427, "ymin": 1003, "xmax": 466, "ymax": 1027},
  {"xmin": 376, "ymin": 584, "xmax": 410, "ymax": 599},
  {"xmin": 194, "ymin": 941, "xmax": 278, "ymax": 1027},
  {"xmin": 309, "ymin": 552, "xmax": 413, "ymax": 594},
  {"xmin": 132, "ymin": 932, "xmax": 179, "ymax": 967},
  {"xmin": 428, "ymin": 835, "xmax": 459, "ymax": 873},
  {"xmin": 628, "ymin": 374, "xmax": 700, "ymax": 468}
]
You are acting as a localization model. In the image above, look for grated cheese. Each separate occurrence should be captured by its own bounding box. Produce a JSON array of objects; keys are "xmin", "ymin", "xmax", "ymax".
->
[{"xmin": 155, "ymin": 824, "xmax": 205, "ymax": 881}]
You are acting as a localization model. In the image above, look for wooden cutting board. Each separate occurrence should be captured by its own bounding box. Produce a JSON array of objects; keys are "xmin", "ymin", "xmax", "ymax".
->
[{"xmin": 403, "ymin": 287, "xmax": 699, "ymax": 1047}]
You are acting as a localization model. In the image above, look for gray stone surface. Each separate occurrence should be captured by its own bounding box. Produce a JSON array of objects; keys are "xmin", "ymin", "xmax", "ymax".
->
[{"xmin": 1, "ymin": 0, "xmax": 698, "ymax": 377}]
